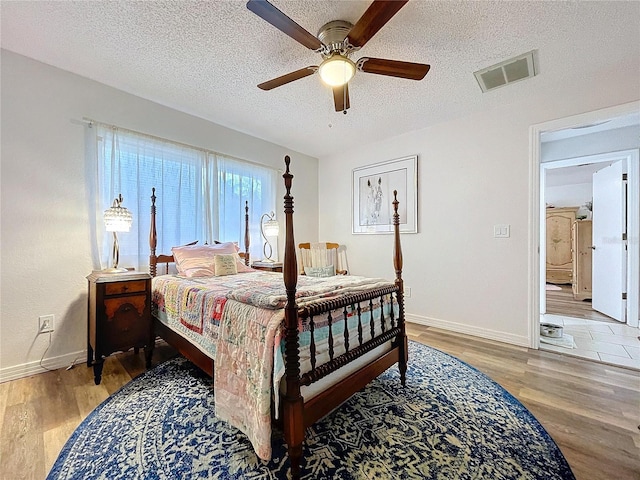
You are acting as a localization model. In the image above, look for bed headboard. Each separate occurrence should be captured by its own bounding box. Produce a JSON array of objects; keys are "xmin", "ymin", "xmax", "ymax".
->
[{"xmin": 149, "ymin": 188, "xmax": 251, "ymax": 276}]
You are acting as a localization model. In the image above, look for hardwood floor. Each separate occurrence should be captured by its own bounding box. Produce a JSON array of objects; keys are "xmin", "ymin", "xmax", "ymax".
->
[
  {"xmin": 407, "ymin": 324, "xmax": 640, "ymax": 480},
  {"xmin": 1, "ymin": 330, "xmax": 639, "ymax": 480},
  {"xmin": 0, "ymin": 342, "xmax": 177, "ymax": 480},
  {"xmin": 546, "ymin": 284, "xmax": 615, "ymax": 322}
]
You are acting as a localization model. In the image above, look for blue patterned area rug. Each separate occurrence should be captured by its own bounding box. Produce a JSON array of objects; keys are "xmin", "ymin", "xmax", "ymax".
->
[{"xmin": 48, "ymin": 341, "xmax": 575, "ymax": 479}]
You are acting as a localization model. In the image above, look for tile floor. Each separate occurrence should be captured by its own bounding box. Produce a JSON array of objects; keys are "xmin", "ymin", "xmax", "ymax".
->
[{"xmin": 540, "ymin": 314, "xmax": 640, "ymax": 370}]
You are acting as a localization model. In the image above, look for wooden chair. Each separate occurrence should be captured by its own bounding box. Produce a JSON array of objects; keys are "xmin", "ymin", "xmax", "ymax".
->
[{"xmin": 298, "ymin": 242, "xmax": 348, "ymax": 275}]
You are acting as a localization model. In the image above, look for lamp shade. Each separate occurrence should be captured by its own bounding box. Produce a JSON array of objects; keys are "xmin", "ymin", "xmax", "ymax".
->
[
  {"xmin": 263, "ymin": 219, "xmax": 279, "ymax": 236},
  {"xmin": 104, "ymin": 196, "xmax": 133, "ymax": 232},
  {"xmin": 319, "ymin": 55, "xmax": 356, "ymax": 87}
]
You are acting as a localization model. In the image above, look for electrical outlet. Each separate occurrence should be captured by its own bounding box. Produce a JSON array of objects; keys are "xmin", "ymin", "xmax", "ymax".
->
[
  {"xmin": 405, "ymin": 286, "xmax": 412, "ymax": 298},
  {"xmin": 39, "ymin": 314, "xmax": 54, "ymax": 333}
]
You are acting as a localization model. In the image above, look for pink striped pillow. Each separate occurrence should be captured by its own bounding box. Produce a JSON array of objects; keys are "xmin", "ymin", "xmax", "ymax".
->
[{"xmin": 172, "ymin": 242, "xmax": 252, "ymax": 277}]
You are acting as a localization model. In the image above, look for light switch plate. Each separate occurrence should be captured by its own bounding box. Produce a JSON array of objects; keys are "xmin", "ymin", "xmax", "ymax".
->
[{"xmin": 494, "ymin": 224, "xmax": 510, "ymax": 238}]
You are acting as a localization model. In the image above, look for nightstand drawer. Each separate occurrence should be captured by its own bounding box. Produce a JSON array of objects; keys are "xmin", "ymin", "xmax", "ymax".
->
[
  {"xmin": 102, "ymin": 297, "xmax": 148, "ymax": 351},
  {"xmin": 105, "ymin": 279, "xmax": 147, "ymax": 296},
  {"xmin": 104, "ymin": 295, "xmax": 146, "ymax": 320}
]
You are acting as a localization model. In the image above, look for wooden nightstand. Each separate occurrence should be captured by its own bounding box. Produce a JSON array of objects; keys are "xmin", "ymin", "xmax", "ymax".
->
[
  {"xmin": 86, "ymin": 271, "xmax": 153, "ymax": 385},
  {"xmin": 251, "ymin": 261, "xmax": 283, "ymax": 273}
]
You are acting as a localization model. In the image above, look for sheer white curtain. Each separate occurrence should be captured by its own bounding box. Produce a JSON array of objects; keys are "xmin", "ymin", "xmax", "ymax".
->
[
  {"xmin": 216, "ymin": 154, "xmax": 277, "ymax": 261},
  {"xmin": 93, "ymin": 125, "xmax": 207, "ymax": 271},
  {"xmin": 90, "ymin": 123, "xmax": 277, "ymax": 271}
]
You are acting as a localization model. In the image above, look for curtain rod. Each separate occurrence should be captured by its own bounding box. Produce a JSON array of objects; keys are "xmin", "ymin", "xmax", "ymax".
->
[{"xmin": 81, "ymin": 117, "xmax": 283, "ymax": 173}]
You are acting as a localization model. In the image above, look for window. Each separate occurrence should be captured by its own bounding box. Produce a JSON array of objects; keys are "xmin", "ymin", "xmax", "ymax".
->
[{"xmin": 92, "ymin": 125, "xmax": 276, "ymax": 270}]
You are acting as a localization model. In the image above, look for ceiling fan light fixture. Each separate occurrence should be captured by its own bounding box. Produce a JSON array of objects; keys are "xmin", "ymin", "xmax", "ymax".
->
[
  {"xmin": 318, "ymin": 55, "xmax": 355, "ymax": 87},
  {"xmin": 247, "ymin": 0, "xmax": 430, "ymax": 110}
]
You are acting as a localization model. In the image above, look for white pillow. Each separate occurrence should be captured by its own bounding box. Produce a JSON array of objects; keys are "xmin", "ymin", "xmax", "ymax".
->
[{"xmin": 214, "ymin": 254, "xmax": 238, "ymax": 276}]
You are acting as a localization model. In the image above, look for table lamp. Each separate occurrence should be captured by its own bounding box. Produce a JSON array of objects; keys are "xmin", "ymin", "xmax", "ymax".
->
[
  {"xmin": 260, "ymin": 211, "xmax": 279, "ymax": 262},
  {"xmin": 103, "ymin": 194, "xmax": 133, "ymax": 273}
]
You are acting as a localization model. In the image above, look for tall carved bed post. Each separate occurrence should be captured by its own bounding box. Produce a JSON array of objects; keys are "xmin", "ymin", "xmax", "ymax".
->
[
  {"xmin": 149, "ymin": 188, "xmax": 158, "ymax": 277},
  {"xmin": 146, "ymin": 188, "xmax": 159, "ymax": 367},
  {"xmin": 282, "ymin": 156, "xmax": 304, "ymax": 479},
  {"xmin": 392, "ymin": 190, "xmax": 408, "ymax": 385},
  {"xmin": 244, "ymin": 200, "xmax": 250, "ymax": 265}
]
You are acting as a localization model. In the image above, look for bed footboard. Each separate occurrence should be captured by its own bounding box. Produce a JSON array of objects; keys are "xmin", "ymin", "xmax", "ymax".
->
[
  {"xmin": 298, "ymin": 284, "xmax": 402, "ymax": 386},
  {"xmin": 281, "ymin": 156, "xmax": 407, "ymax": 479},
  {"xmin": 296, "ymin": 284, "xmax": 405, "ymax": 425}
]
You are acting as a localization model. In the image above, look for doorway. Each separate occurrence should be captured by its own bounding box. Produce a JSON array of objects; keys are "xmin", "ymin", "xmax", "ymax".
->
[
  {"xmin": 542, "ymin": 152, "xmax": 638, "ymax": 323},
  {"xmin": 529, "ymin": 102, "xmax": 640, "ymax": 369}
]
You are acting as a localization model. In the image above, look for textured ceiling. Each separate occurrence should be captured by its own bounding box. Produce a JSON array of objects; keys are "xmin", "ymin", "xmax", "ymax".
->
[{"xmin": 1, "ymin": 1, "xmax": 639, "ymax": 158}]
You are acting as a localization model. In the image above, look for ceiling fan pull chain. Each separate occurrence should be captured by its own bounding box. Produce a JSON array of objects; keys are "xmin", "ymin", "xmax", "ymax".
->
[{"xmin": 343, "ymin": 86, "xmax": 348, "ymax": 115}]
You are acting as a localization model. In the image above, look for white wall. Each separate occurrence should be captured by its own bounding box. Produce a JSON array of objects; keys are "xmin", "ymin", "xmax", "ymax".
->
[
  {"xmin": 0, "ymin": 50, "xmax": 319, "ymax": 381},
  {"xmin": 542, "ymin": 124, "xmax": 640, "ymax": 225},
  {"xmin": 318, "ymin": 65, "xmax": 640, "ymax": 347},
  {"xmin": 542, "ymin": 125, "xmax": 640, "ymax": 162},
  {"xmin": 546, "ymin": 183, "xmax": 592, "ymax": 209}
]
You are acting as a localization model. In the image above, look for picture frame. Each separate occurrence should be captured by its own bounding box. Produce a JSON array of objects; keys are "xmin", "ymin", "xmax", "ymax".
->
[{"xmin": 352, "ymin": 155, "xmax": 418, "ymax": 234}]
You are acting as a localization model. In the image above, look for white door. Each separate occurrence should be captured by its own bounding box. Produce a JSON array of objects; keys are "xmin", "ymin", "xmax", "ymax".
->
[{"xmin": 592, "ymin": 161, "xmax": 626, "ymax": 322}]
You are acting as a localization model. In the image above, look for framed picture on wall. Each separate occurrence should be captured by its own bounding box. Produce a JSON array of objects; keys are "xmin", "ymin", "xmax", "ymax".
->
[{"xmin": 352, "ymin": 155, "xmax": 418, "ymax": 234}]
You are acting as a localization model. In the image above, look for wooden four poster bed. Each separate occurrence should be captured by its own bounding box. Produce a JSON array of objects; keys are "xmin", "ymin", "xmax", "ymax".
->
[{"xmin": 147, "ymin": 156, "xmax": 407, "ymax": 479}]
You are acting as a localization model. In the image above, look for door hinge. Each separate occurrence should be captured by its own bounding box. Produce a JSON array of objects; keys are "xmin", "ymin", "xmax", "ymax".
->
[
  {"xmin": 622, "ymin": 292, "xmax": 627, "ymax": 300},
  {"xmin": 622, "ymin": 233, "xmax": 627, "ymax": 241},
  {"xmin": 622, "ymin": 173, "xmax": 627, "ymax": 181}
]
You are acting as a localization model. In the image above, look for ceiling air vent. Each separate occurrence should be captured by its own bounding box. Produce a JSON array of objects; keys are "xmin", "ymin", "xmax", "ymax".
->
[{"xmin": 474, "ymin": 50, "xmax": 537, "ymax": 93}]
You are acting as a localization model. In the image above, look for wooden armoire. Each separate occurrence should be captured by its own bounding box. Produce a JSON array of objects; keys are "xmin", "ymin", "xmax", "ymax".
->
[
  {"xmin": 546, "ymin": 207, "xmax": 578, "ymax": 284},
  {"xmin": 572, "ymin": 220, "xmax": 593, "ymax": 300}
]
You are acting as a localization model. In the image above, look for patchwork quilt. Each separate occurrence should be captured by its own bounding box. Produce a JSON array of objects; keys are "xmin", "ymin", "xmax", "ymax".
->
[{"xmin": 152, "ymin": 271, "xmax": 396, "ymax": 461}]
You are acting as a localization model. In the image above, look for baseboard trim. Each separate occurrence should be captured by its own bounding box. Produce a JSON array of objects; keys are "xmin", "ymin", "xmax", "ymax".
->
[
  {"xmin": 406, "ymin": 313, "xmax": 531, "ymax": 348},
  {"xmin": 2, "ymin": 318, "xmax": 529, "ymax": 382},
  {"xmin": 0, "ymin": 350, "xmax": 87, "ymax": 383}
]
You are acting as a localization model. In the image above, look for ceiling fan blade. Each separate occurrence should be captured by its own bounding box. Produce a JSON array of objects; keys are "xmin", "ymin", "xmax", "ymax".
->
[
  {"xmin": 347, "ymin": 0, "xmax": 409, "ymax": 48},
  {"xmin": 257, "ymin": 67, "xmax": 317, "ymax": 90},
  {"xmin": 333, "ymin": 84, "xmax": 350, "ymax": 112},
  {"xmin": 358, "ymin": 57, "xmax": 430, "ymax": 80},
  {"xmin": 247, "ymin": 0, "xmax": 324, "ymax": 51}
]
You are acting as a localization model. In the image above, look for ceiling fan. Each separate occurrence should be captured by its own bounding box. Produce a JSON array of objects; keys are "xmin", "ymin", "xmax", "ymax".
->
[{"xmin": 246, "ymin": 0, "xmax": 431, "ymax": 113}]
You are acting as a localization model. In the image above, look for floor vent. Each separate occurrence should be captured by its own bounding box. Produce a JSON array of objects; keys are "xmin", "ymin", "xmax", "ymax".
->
[{"xmin": 474, "ymin": 50, "xmax": 538, "ymax": 93}]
